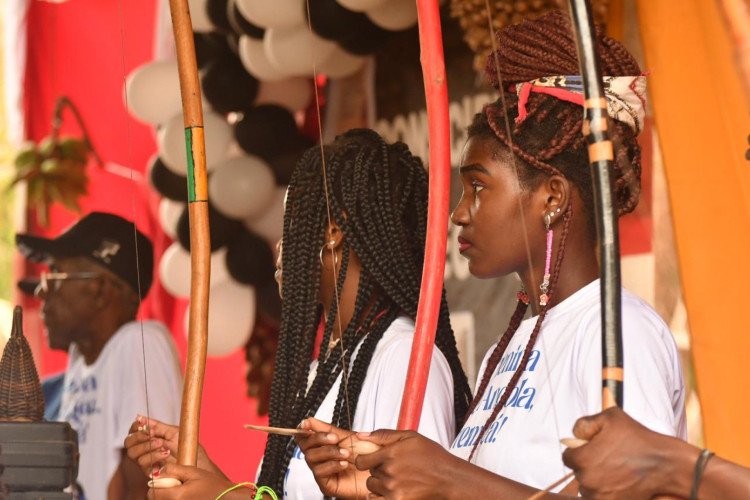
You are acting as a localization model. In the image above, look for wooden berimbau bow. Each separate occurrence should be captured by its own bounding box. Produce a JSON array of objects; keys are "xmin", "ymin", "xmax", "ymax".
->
[
  {"xmin": 555, "ymin": 5, "xmax": 688, "ymax": 500},
  {"xmin": 567, "ymin": 0, "xmax": 624, "ymax": 412},
  {"xmin": 149, "ymin": 0, "xmax": 211, "ymax": 488},
  {"xmin": 529, "ymin": 1, "xmax": 628, "ymax": 497}
]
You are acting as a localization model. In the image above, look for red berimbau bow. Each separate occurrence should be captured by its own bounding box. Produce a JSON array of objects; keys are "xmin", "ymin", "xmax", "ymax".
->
[{"xmin": 397, "ymin": 0, "xmax": 453, "ymax": 431}]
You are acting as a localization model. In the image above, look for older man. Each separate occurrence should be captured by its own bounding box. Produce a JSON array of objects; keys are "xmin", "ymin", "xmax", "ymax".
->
[{"xmin": 17, "ymin": 212, "xmax": 183, "ymax": 500}]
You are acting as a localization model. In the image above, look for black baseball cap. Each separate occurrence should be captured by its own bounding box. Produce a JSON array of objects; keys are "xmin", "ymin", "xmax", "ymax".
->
[{"xmin": 16, "ymin": 212, "xmax": 154, "ymax": 297}]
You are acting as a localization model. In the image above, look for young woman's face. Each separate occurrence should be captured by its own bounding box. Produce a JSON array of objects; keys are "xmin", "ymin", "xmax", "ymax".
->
[{"xmin": 451, "ymin": 136, "xmax": 541, "ymax": 279}]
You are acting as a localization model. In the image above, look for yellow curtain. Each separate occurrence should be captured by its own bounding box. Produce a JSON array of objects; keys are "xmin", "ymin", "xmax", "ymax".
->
[{"xmin": 637, "ymin": 0, "xmax": 750, "ymax": 465}]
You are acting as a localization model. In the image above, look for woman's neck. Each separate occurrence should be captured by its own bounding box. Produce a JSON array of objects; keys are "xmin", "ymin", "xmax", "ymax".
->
[
  {"xmin": 325, "ymin": 291, "xmax": 381, "ymax": 342},
  {"xmin": 519, "ymin": 240, "xmax": 599, "ymax": 316}
]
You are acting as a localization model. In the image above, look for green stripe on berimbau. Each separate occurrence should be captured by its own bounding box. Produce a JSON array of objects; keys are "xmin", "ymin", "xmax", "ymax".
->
[{"xmin": 185, "ymin": 128, "xmax": 196, "ymax": 202}]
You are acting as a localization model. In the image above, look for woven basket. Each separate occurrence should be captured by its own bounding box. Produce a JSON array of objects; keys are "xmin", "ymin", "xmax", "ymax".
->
[{"xmin": 0, "ymin": 307, "xmax": 45, "ymax": 421}]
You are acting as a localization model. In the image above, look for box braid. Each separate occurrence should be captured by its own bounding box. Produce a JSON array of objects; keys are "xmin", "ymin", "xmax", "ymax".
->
[
  {"xmin": 259, "ymin": 128, "xmax": 472, "ymax": 493},
  {"xmin": 462, "ymin": 10, "xmax": 643, "ymax": 461}
]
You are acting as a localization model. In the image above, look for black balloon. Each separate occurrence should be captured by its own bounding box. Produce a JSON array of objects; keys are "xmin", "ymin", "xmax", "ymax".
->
[
  {"xmin": 268, "ymin": 136, "xmax": 315, "ymax": 185},
  {"xmin": 194, "ymin": 32, "xmax": 234, "ymax": 69},
  {"xmin": 149, "ymin": 156, "xmax": 188, "ymax": 202},
  {"xmin": 206, "ymin": 0, "xmax": 232, "ymax": 33},
  {"xmin": 176, "ymin": 203, "xmax": 244, "ymax": 252},
  {"xmin": 225, "ymin": 228, "xmax": 276, "ymax": 287},
  {"xmin": 201, "ymin": 55, "xmax": 259, "ymax": 114},
  {"xmin": 307, "ymin": 0, "xmax": 355, "ymax": 40},
  {"xmin": 225, "ymin": 32, "xmax": 242, "ymax": 56},
  {"xmin": 307, "ymin": 0, "xmax": 388, "ymax": 54},
  {"xmin": 227, "ymin": 0, "xmax": 265, "ymax": 39},
  {"xmin": 234, "ymin": 105, "xmax": 300, "ymax": 161},
  {"xmin": 338, "ymin": 23, "xmax": 389, "ymax": 55}
]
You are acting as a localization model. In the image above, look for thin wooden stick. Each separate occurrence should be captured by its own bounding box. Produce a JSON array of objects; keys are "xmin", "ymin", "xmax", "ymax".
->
[
  {"xmin": 525, "ymin": 438, "xmax": 588, "ymax": 500},
  {"xmin": 527, "ymin": 471, "xmax": 575, "ymax": 500},
  {"xmin": 243, "ymin": 425, "xmax": 382, "ymax": 463},
  {"xmin": 560, "ymin": 437, "xmax": 588, "ymax": 448},
  {"xmin": 244, "ymin": 424, "xmax": 312, "ymax": 437}
]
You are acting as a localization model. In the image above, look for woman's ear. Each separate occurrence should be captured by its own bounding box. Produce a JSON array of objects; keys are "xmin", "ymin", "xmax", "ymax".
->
[
  {"xmin": 537, "ymin": 174, "xmax": 570, "ymax": 226},
  {"xmin": 324, "ymin": 222, "xmax": 344, "ymax": 250}
]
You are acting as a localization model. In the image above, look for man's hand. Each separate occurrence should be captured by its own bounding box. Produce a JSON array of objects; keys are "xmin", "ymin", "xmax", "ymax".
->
[
  {"xmin": 354, "ymin": 429, "xmax": 458, "ymax": 500},
  {"xmin": 562, "ymin": 407, "xmax": 698, "ymax": 499}
]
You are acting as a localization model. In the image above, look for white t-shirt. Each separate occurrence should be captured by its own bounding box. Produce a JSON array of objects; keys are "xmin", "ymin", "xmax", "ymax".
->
[
  {"xmin": 283, "ymin": 316, "xmax": 456, "ymax": 500},
  {"xmin": 60, "ymin": 320, "xmax": 183, "ymax": 500},
  {"xmin": 450, "ymin": 280, "xmax": 686, "ymax": 491}
]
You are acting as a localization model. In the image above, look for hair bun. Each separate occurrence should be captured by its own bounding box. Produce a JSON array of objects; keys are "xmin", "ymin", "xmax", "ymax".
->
[{"xmin": 485, "ymin": 10, "xmax": 640, "ymax": 90}]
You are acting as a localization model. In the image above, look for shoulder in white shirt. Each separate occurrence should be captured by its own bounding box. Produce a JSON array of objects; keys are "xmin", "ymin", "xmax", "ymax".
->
[
  {"xmin": 283, "ymin": 316, "xmax": 456, "ymax": 500},
  {"xmin": 60, "ymin": 320, "xmax": 183, "ymax": 500},
  {"xmin": 450, "ymin": 280, "xmax": 685, "ymax": 491}
]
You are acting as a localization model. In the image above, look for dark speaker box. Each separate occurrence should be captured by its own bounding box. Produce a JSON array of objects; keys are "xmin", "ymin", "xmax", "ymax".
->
[
  {"xmin": 0, "ymin": 421, "xmax": 78, "ymax": 491},
  {"xmin": 8, "ymin": 493, "xmax": 74, "ymax": 499}
]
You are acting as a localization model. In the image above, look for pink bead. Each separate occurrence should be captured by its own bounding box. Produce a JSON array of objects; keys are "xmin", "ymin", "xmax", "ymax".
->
[{"xmin": 544, "ymin": 229, "xmax": 554, "ymax": 277}]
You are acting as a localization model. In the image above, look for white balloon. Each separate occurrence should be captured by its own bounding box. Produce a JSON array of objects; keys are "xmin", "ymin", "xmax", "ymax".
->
[
  {"xmin": 335, "ymin": 0, "xmax": 389, "ymax": 12},
  {"xmin": 189, "ymin": 0, "xmax": 214, "ymax": 32},
  {"xmin": 125, "ymin": 61, "xmax": 183, "ymax": 125},
  {"xmin": 159, "ymin": 243, "xmax": 235, "ymax": 298},
  {"xmin": 209, "ymin": 155, "xmax": 276, "ymax": 219},
  {"xmin": 209, "ymin": 247, "xmax": 232, "ymax": 286},
  {"xmin": 245, "ymin": 186, "xmax": 286, "ymax": 244},
  {"xmin": 238, "ymin": 36, "xmax": 290, "ymax": 82},
  {"xmin": 255, "ymin": 78, "xmax": 312, "ymax": 112},
  {"xmin": 184, "ymin": 281, "xmax": 256, "ymax": 356},
  {"xmin": 158, "ymin": 198, "xmax": 185, "ymax": 240},
  {"xmin": 319, "ymin": 46, "xmax": 367, "ymax": 79},
  {"xmin": 366, "ymin": 0, "xmax": 418, "ymax": 31},
  {"xmin": 235, "ymin": 0, "xmax": 304, "ymax": 29},
  {"xmin": 264, "ymin": 26, "xmax": 337, "ymax": 77},
  {"xmin": 159, "ymin": 243, "xmax": 192, "ymax": 298},
  {"xmin": 158, "ymin": 112, "xmax": 234, "ymax": 175}
]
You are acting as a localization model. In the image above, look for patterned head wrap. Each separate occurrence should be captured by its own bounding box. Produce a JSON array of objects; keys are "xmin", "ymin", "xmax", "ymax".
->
[{"xmin": 514, "ymin": 75, "xmax": 648, "ymax": 135}]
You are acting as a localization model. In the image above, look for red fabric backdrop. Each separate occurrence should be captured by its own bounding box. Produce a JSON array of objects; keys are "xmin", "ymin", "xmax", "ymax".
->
[{"xmin": 22, "ymin": 0, "xmax": 266, "ymax": 483}]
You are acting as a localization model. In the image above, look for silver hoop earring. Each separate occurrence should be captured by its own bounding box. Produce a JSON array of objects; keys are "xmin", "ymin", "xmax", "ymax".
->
[{"xmin": 319, "ymin": 243, "xmax": 338, "ymax": 270}]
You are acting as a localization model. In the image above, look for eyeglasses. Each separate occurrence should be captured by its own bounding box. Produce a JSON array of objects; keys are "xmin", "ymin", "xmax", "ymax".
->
[{"xmin": 34, "ymin": 271, "xmax": 102, "ymax": 296}]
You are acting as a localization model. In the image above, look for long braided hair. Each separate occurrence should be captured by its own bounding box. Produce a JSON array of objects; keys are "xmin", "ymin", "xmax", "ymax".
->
[
  {"xmin": 464, "ymin": 10, "xmax": 642, "ymax": 461},
  {"xmin": 258, "ymin": 128, "xmax": 472, "ymax": 492}
]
